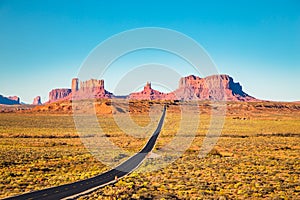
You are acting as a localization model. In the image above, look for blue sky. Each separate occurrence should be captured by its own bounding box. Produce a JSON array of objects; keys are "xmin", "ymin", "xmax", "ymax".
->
[{"xmin": 0, "ymin": 0, "xmax": 299, "ymax": 103}]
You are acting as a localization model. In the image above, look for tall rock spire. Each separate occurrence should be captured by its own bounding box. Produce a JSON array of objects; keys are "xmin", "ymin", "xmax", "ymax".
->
[{"xmin": 71, "ymin": 78, "xmax": 79, "ymax": 92}]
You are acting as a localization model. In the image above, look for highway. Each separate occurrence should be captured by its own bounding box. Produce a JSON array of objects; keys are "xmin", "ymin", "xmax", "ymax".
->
[{"xmin": 5, "ymin": 106, "xmax": 166, "ymax": 200}]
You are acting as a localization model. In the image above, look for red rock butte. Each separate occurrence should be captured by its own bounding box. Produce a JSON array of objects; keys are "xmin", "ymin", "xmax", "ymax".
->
[
  {"xmin": 129, "ymin": 82, "xmax": 171, "ymax": 100},
  {"xmin": 48, "ymin": 78, "xmax": 112, "ymax": 102},
  {"xmin": 33, "ymin": 96, "xmax": 42, "ymax": 105},
  {"xmin": 129, "ymin": 75, "xmax": 256, "ymax": 101},
  {"xmin": 47, "ymin": 74, "xmax": 256, "ymax": 103}
]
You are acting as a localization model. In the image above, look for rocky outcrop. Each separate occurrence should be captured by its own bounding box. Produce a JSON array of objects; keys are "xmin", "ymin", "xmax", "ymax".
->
[
  {"xmin": 48, "ymin": 74, "xmax": 255, "ymax": 103},
  {"xmin": 72, "ymin": 79, "xmax": 112, "ymax": 100},
  {"xmin": 48, "ymin": 78, "xmax": 112, "ymax": 102},
  {"xmin": 129, "ymin": 75, "xmax": 255, "ymax": 101},
  {"xmin": 129, "ymin": 82, "xmax": 168, "ymax": 100},
  {"xmin": 49, "ymin": 89, "xmax": 71, "ymax": 102},
  {"xmin": 0, "ymin": 95, "xmax": 20, "ymax": 105},
  {"xmin": 172, "ymin": 74, "xmax": 255, "ymax": 101},
  {"xmin": 8, "ymin": 96, "xmax": 20, "ymax": 104},
  {"xmin": 33, "ymin": 96, "xmax": 42, "ymax": 105},
  {"xmin": 71, "ymin": 78, "xmax": 79, "ymax": 92}
]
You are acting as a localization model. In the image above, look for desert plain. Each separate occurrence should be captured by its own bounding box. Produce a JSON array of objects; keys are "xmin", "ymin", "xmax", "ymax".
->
[{"xmin": 0, "ymin": 100, "xmax": 299, "ymax": 199}]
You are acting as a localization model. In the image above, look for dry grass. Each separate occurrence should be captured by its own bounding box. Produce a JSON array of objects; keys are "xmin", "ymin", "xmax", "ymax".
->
[{"xmin": 0, "ymin": 100, "xmax": 299, "ymax": 199}]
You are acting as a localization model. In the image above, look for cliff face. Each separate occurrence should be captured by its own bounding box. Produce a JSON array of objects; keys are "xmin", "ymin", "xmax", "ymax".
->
[
  {"xmin": 33, "ymin": 96, "xmax": 42, "ymax": 105},
  {"xmin": 0, "ymin": 95, "xmax": 20, "ymax": 105},
  {"xmin": 129, "ymin": 75, "xmax": 256, "ymax": 101},
  {"xmin": 48, "ymin": 78, "xmax": 112, "ymax": 102},
  {"xmin": 129, "ymin": 82, "xmax": 168, "ymax": 100},
  {"xmin": 71, "ymin": 78, "xmax": 79, "ymax": 92},
  {"xmin": 173, "ymin": 74, "xmax": 255, "ymax": 101},
  {"xmin": 48, "ymin": 74, "xmax": 255, "ymax": 102},
  {"xmin": 49, "ymin": 89, "xmax": 71, "ymax": 102},
  {"xmin": 73, "ymin": 79, "xmax": 112, "ymax": 99}
]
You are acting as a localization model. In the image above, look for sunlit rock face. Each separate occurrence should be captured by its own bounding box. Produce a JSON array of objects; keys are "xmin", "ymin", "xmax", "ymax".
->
[
  {"xmin": 129, "ymin": 82, "xmax": 169, "ymax": 100},
  {"xmin": 129, "ymin": 75, "xmax": 256, "ymax": 101},
  {"xmin": 48, "ymin": 74, "xmax": 256, "ymax": 102},
  {"xmin": 33, "ymin": 96, "xmax": 42, "ymax": 105},
  {"xmin": 49, "ymin": 89, "xmax": 71, "ymax": 102},
  {"xmin": 48, "ymin": 78, "xmax": 112, "ymax": 102}
]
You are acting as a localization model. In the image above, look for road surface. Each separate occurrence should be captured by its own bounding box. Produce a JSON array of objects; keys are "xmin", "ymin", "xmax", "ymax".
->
[{"xmin": 5, "ymin": 106, "xmax": 166, "ymax": 200}]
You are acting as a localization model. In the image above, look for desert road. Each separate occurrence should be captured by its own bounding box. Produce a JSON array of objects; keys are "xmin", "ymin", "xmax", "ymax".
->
[{"xmin": 5, "ymin": 106, "xmax": 166, "ymax": 200}]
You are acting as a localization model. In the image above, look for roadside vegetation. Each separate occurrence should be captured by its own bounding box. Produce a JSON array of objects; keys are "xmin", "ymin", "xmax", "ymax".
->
[{"xmin": 0, "ymin": 101, "xmax": 299, "ymax": 199}]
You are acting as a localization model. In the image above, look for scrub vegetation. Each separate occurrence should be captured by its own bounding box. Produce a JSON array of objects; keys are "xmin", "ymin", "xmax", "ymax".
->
[{"xmin": 0, "ymin": 100, "xmax": 299, "ymax": 199}]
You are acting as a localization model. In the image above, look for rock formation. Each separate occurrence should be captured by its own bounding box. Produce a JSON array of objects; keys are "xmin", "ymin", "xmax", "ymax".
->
[
  {"xmin": 71, "ymin": 78, "xmax": 79, "ymax": 92},
  {"xmin": 47, "ymin": 74, "xmax": 255, "ymax": 103},
  {"xmin": 129, "ymin": 75, "xmax": 255, "ymax": 101},
  {"xmin": 72, "ymin": 79, "xmax": 112, "ymax": 99},
  {"xmin": 8, "ymin": 96, "xmax": 20, "ymax": 104},
  {"xmin": 48, "ymin": 78, "xmax": 112, "ymax": 102},
  {"xmin": 33, "ymin": 96, "xmax": 42, "ymax": 105},
  {"xmin": 172, "ymin": 74, "xmax": 255, "ymax": 101},
  {"xmin": 49, "ymin": 89, "xmax": 71, "ymax": 102},
  {"xmin": 129, "ymin": 82, "xmax": 168, "ymax": 100},
  {"xmin": 0, "ymin": 94, "xmax": 20, "ymax": 105}
]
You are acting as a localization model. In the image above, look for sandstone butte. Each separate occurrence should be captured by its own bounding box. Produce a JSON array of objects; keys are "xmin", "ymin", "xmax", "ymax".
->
[
  {"xmin": 131, "ymin": 74, "xmax": 256, "ymax": 101},
  {"xmin": 48, "ymin": 74, "xmax": 256, "ymax": 103},
  {"xmin": 0, "ymin": 95, "xmax": 20, "ymax": 105},
  {"xmin": 48, "ymin": 78, "xmax": 112, "ymax": 103},
  {"xmin": 32, "ymin": 96, "xmax": 42, "ymax": 105}
]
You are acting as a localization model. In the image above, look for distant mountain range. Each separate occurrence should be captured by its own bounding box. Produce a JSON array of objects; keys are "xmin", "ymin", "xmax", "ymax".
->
[{"xmin": 1, "ymin": 74, "xmax": 258, "ymax": 105}]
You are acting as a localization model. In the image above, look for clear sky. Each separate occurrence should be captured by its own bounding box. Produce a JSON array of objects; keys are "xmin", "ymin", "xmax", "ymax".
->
[{"xmin": 0, "ymin": 0, "xmax": 299, "ymax": 103}]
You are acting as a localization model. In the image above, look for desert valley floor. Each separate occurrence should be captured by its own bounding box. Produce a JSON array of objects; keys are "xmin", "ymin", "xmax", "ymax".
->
[{"xmin": 0, "ymin": 100, "xmax": 299, "ymax": 199}]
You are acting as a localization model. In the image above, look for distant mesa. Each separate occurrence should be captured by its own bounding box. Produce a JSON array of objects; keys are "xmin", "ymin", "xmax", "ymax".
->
[
  {"xmin": 48, "ymin": 78, "xmax": 112, "ymax": 103},
  {"xmin": 8, "ymin": 96, "xmax": 20, "ymax": 103},
  {"xmin": 33, "ymin": 96, "xmax": 42, "ymax": 105},
  {"xmin": 49, "ymin": 88, "xmax": 72, "ymax": 102},
  {"xmin": 174, "ymin": 74, "xmax": 255, "ymax": 101},
  {"xmin": 129, "ymin": 74, "xmax": 256, "ymax": 101},
  {"xmin": 129, "ymin": 82, "xmax": 171, "ymax": 100},
  {"xmin": 0, "ymin": 94, "xmax": 20, "ymax": 105},
  {"xmin": 0, "ymin": 74, "xmax": 255, "ymax": 105},
  {"xmin": 73, "ymin": 79, "xmax": 112, "ymax": 99},
  {"xmin": 47, "ymin": 74, "xmax": 256, "ymax": 103}
]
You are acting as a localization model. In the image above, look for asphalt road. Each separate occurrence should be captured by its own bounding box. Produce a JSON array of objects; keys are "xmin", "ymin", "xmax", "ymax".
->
[{"xmin": 4, "ymin": 106, "xmax": 166, "ymax": 200}]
